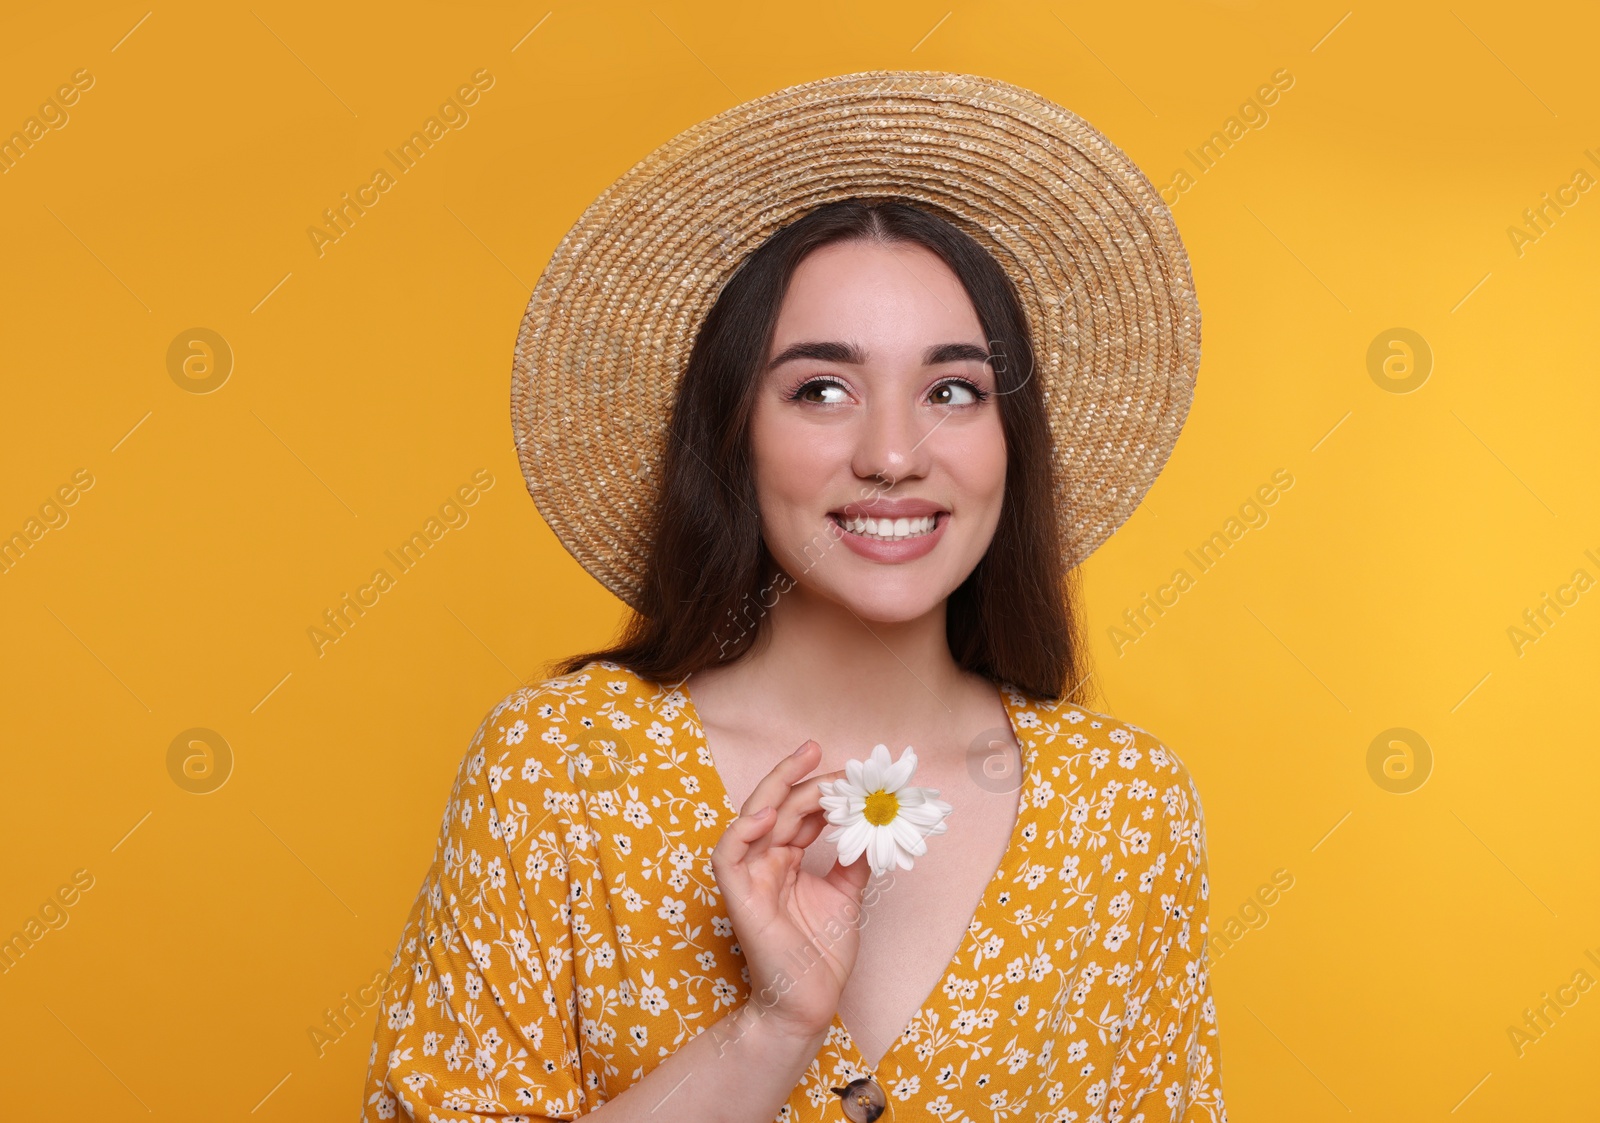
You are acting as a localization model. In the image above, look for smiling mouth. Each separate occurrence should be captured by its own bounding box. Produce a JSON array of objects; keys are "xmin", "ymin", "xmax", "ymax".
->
[{"xmin": 829, "ymin": 512, "xmax": 945, "ymax": 541}]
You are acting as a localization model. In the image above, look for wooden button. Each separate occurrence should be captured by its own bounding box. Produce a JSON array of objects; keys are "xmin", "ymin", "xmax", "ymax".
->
[{"xmin": 829, "ymin": 1075, "xmax": 887, "ymax": 1122}]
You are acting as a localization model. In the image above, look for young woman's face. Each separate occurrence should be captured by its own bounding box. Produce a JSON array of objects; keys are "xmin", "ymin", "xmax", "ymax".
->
[{"xmin": 749, "ymin": 237, "xmax": 1007, "ymax": 623}]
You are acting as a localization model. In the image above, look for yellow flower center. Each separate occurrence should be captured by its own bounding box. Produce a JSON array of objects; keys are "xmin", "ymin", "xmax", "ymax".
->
[{"xmin": 863, "ymin": 789, "xmax": 900, "ymax": 826}]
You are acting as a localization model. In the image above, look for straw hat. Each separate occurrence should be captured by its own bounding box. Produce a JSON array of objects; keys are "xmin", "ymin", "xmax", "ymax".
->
[{"xmin": 512, "ymin": 70, "xmax": 1200, "ymax": 613}]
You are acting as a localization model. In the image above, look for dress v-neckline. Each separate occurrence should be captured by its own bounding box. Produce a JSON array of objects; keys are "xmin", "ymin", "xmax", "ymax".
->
[{"xmin": 675, "ymin": 676, "xmax": 1034, "ymax": 1076}]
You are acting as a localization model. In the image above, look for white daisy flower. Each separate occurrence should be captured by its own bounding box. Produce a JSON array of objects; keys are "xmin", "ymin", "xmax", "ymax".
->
[{"xmin": 818, "ymin": 744, "xmax": 953, "ymax": 876}]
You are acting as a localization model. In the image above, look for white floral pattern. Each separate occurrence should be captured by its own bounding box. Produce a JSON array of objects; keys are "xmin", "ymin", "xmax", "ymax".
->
[{"xmin": 362, "ymin": 660, "xmax": 1227, "ymax": 1121}]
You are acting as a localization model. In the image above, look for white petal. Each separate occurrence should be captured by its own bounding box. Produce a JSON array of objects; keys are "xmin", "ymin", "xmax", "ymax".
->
[
  {"xmin": 882, "ymin": 746, "xmax": 918, "ymax": 791},
  {"xmin": 896, "ymin": 803, "xmax": 947, "ymax": 827},
  {"xmin": 872, "ymin": 826, "xmax": 896, "ymax": 876},
  {"xmin": 861, "ymin": 744, "xmax": 891, "ymax": 791},
  {"xmin": 836, "ymin": 821, "xmax": 871, "ymax": 866},
  {"xmin": 890, "ymin": 816, "xmax": 928, "ymax": 856},
  {"xmin": 844, "ymin": 757, "xmax": 864, "ymax": 791}
]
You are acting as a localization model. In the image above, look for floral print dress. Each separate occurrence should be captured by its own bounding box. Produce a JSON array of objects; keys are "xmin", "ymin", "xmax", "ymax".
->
[{"xmin": 361, "ymin": 661, "xmax": 1227, "ymax": 1122}]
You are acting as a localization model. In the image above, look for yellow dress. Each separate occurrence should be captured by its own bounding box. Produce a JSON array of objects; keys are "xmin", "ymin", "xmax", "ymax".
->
[{"xmin": 361, "ymin": 661, "xmax": 1227, "ymax": 1122}]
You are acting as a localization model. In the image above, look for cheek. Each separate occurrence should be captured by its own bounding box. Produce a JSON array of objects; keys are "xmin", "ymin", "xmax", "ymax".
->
[
  {"xmin": 748, "ymin": 403, "xmax": 833, "ymax": 521},
  {"xmin": 749, "ymin": 406, "xmax": 800, "ymax": 503},
  {"xmin": 947, "ymin": 419, "xmax": 1008, "ymax": 500}
]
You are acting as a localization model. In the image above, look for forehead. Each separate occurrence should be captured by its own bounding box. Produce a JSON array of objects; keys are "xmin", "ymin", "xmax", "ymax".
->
[{"xmin": 771, "ymin": 239, "xmax": 984, "ymax": 347}]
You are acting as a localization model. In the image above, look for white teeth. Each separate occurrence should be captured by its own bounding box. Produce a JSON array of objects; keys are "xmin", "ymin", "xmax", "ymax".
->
[{"xmin": 836, "ymin": 514, "xmax": 938, "ymax": 541}]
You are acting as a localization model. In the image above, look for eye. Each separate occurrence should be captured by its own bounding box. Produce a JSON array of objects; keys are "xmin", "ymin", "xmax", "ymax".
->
[
  {"xmin": 928, "ymin": 378, "xmax": 989, "ymax": 406},
  {"xmin": 788, "ymin": 377, "xmax": 851, "ymax": 404}
]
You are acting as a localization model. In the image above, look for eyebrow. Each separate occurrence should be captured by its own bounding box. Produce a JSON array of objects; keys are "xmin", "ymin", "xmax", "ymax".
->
[{"xmin": 764, "ymin": 340, "xmax": 991, "ymax": 370}]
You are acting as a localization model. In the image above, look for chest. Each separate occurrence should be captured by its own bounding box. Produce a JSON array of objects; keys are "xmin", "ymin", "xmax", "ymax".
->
[{"xmin": 716, "ymin": 737, "xmax": 1026, "ymax": 1069}]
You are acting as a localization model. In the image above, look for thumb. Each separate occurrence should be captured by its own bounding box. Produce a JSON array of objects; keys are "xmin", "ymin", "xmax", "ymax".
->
[{"xmin": 824, "ymin": 849, "xmax": 872, "ymax": 902}]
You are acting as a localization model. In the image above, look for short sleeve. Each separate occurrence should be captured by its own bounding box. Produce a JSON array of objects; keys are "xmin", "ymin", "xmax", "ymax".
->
[
  {"xmin": 1112, "ymin": 751, "xmax": 1227, "ymax": 1122},
  {"xmin": 361, "ymin": 691, "xmax": 589, "ymax": 1121}
]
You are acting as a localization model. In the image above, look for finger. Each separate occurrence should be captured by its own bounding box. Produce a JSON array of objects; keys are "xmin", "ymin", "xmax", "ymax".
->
[
  {"xmin": 823, "ymin": 846, "xmax": 873, "ymax": 902},
  {"xmin": 739, "ymin": 740, "xmax": 821, "ymax": 820},
  {"xmin": 768, "ymin": 769, "xmax": 847, "ymax": 847},
  {"xmin": 786, "ymin": 808, "xmax": 829, "ymax": 851},
  {"xmin": 712, "ymin": 804, "xmax": 776, "ymax": 880},
  {"xmin": 712, "ymin": 805, "xmax": 778, "ymax": 914}
]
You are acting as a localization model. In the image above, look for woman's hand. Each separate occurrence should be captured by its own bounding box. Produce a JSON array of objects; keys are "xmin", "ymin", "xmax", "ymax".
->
[{"xmin": 709, "ymin": 740, "xmax": 872, "ymax": 1043}]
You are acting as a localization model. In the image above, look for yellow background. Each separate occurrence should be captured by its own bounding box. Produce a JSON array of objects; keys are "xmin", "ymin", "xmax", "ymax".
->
[{"xmin": 3, "ymin": 0, "xmax": 1597, "ymax": 1117}]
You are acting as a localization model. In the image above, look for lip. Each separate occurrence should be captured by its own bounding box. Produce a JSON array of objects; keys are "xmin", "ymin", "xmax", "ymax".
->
[
  {"xmin": 829, "ymin": 497, "xmax": 949, "ymax": 519},
  {"xmin": 829, "ymin": 509, "xmax": 949, "ymax": 563}
]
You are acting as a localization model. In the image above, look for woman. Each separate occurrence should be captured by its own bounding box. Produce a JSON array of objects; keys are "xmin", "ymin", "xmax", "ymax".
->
[{"xmin": 363, "ymin": 73, "xmax": 1224, "ymax": 1122}]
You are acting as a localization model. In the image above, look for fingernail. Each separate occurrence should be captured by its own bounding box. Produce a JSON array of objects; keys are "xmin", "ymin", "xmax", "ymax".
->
[
  {"xmin": 792, "ymin": 741, "xmax": 812, "ymax": 757},
  {"xmin": 752, "ymin": 805, "xmax": 774, "ymax": 818}
]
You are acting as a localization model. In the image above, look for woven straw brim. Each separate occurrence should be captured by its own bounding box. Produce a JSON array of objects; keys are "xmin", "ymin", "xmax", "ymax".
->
[{"xmin": 512, "ymin": 70, "xmax": 1200, "ymax": 613}]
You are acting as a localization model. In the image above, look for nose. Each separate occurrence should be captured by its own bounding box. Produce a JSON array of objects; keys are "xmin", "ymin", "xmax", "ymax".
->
[{"xmin": 850, "ymin": 392, "xmax": 934, "ymax": 489}]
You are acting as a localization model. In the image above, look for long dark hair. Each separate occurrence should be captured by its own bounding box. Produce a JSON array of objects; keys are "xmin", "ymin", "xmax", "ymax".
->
[{"xmin": 555, "ymin": 198, "xmax": 1092, "ymax": 703}]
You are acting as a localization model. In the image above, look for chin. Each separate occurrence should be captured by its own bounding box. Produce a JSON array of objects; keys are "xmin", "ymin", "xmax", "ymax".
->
[
  {"xmin": 811, "ymin": 567, "xmax": 964, "ymax": 625},
  {"xmin": 768, "ymin": 518, "xmax": 988, "ymax": 624}
]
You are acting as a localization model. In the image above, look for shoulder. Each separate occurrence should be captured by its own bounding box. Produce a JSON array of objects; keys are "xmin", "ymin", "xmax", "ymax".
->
[
  {"xmin": 472, "ymin": 660, "xmax": 686, "ymax": 751},
  {"xmin": 1001, "ymin": 683, "xmax": 1211, "ymax": 859},
  {"xmin": 456, "ymin": 660, "xmax": 694, "ymax": 802}
]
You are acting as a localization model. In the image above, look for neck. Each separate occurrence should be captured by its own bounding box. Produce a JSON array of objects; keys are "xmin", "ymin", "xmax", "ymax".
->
[{"xmin": 695, "ymin": 576, "xmax": 964, "ymax": 732}]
